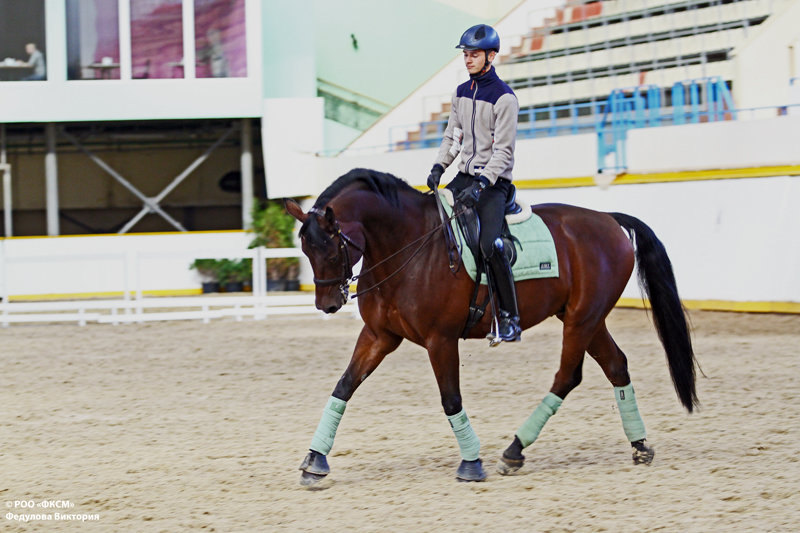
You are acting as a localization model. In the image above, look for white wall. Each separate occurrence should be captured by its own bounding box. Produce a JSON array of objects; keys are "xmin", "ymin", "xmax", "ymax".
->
[
  {"xmin": 323, "ymin": 132, "xmax": 597, "ymax": 189},
  {"xmin": 0, "ymin": 232, "xmax": 253, "ymax": 298},
  {"xmin": 261, "ymin": 97, "xmax": 325, "ymax": 198},
  {"xmin": 627, "ymin": 115, "xmax": 800, "ymax": 173},
  {"xmin": 519, "ymin": 175, "xmax": 800, "ymax": 304},
  {"xmin": 734, "ymin": 0, "xmax": 800, "ymax": 109},
  {"xmin": 2, "ymin": 174, "xmax": 798, "ymax": 305}
]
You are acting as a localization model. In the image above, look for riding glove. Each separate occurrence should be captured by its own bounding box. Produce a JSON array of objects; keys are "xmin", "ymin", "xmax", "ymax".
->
[
  {"xmin": 456, "ymin": 175, "xmax": 490, "ymax": 207},
  {"xmin": 427, "ymin": 164, "xmax": 444, "ymax": 191}
]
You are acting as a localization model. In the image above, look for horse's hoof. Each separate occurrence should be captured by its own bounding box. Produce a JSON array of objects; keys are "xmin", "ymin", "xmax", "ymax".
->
[
  {"xmin": 456, "ymin": 458, "xmax": 487, "ymax": 482},
  {"xmin": 496, "ymin": 454, "xmax": 525, "ymax": 476},
  {"xmin": 299, "ymin": 451, "xmax": 332, "ymax": 488},
  {"xmin": 299, "ymin": 470, "xmax": 328, "ymax": 487},
  {"xmin": 299, "ymin": 450, "xmax": 330, "ymax": 475},
  {"xmin": 631, "ymin": 440, "xmax": 655, "ymax": 465}
]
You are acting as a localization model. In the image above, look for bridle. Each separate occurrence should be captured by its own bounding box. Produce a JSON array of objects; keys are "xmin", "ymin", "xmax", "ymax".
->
[
  {"xmin": 308, "ymin": 207, "xmax": 365, "ymax": 302},
  {"xmin": 307, "ymin": 204, "xmax": 457, "ymax": 301}
]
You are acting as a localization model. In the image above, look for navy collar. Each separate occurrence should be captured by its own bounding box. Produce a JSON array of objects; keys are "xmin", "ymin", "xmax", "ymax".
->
[{"xmin": 469, "ymin": 65, "xmax": 499, "ymax": 87}]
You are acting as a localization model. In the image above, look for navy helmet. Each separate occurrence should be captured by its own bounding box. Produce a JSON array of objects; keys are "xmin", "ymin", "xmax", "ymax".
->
[{"xmin": 456, "ymin": 24, "xmax": 500, "ymax": 53}]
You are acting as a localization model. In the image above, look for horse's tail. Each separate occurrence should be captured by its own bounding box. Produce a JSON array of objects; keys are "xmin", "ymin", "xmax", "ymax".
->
[{"xmin": 609, "ymin": 212, "xmax": 698, "ymax": 413}]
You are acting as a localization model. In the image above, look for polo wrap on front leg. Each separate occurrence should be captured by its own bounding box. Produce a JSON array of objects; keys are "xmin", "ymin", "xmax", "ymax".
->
[
  {"xmin": 447, "ymin": 409, "xmax": 481, "ymax": 461},
  {"xmin": 516, "ymin": 392, "xmax": 563, "ymax": 448},
  {"xmin": 615, "ymin": 383, "xmax": 647, "ymax": 442},
  {"xmin": 309, "ymin": 396, "xmax": 347, "ymax": 455}
]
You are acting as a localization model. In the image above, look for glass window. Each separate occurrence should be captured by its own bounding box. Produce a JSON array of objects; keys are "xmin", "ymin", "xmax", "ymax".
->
[
  {"xmin": 194, "ymin": 0, "xmax": 247, "ymax": 78},
  {"xmin": 0, "ymin": 0, "xmax": 47, "ymax": 81},
  {"xmin": 130, "ymin": 0, "xmax": 184, "ymax": 79},
  {"xmin": 66, "ymin": 0, "xmax": 121, "ymax": 80}
]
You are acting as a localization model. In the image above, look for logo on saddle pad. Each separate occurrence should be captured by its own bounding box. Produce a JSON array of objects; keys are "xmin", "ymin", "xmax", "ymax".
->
[{"xmin": 539, "ymin": 262, "xmax": 551, "ymax": 271}]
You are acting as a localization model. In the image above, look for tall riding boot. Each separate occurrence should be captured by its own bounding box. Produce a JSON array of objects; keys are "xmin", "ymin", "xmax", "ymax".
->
[{"xmin": 487, "ymin": 239, "xmax": 521, "ymax": 343}]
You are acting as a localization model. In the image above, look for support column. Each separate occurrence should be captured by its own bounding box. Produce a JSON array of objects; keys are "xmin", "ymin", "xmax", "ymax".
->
[
  {"xmin": 240, "ymin": 118, "xmax": 254, "ymax": 230},
  {"xmin": 1, "ymin": 124, "xmax": 11, "ymax": 237},
  {"xmin": 45, "ymin": 123, "xmax": 59, "ymax": 236}
]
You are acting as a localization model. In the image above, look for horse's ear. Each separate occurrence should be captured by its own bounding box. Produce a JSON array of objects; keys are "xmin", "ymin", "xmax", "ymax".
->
[
  {"xmin": 324, "ymin": 206, "xmax": 336, "ymax": 226},
  {"xmin": 284, "ymin": 199, "xmax": 307, "ymax": 223}
]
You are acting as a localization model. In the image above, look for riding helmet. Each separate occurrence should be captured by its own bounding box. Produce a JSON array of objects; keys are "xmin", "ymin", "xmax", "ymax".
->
[{"xmin": 456, "ymin": 24, "xmax": 500, "ymax": 52}]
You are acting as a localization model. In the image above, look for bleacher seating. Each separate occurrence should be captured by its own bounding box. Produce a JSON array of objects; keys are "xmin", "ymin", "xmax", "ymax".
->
[{"xmin": 397, "ymin": 0, "xmax": 792, "ymax": 150}]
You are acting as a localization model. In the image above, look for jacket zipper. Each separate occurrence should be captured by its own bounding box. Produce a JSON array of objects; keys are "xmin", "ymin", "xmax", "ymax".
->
[{"xmin": 465, "ymin": 81, "xmax": 478, "ymax": 173}]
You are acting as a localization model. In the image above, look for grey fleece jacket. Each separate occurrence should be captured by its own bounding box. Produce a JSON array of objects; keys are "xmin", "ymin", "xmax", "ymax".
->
[{"xmin": 434, "ymin": 66, "xmax": 519, "ymax": 185}]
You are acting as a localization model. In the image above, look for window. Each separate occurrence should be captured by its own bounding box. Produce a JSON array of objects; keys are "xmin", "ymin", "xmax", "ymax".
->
[
  {"xmin": 66, "ymin": 0, "xmax": 121, "ymax": 80},
  {"xmin": 130, "ymin": 0, "xmax": 184, "ymax": 79},
  {"xmin": 0, "ymin": 0, "xmax": 46, "ymax": 81},
  {"xmin": 194, "ymin": 0, "xmax": 247, "ymax": 78}
]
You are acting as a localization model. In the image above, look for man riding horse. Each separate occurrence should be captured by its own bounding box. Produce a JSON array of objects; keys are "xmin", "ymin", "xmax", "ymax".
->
[{"xmin": 427, "ymin": 24, "xmax": 522, "ymax": 344}]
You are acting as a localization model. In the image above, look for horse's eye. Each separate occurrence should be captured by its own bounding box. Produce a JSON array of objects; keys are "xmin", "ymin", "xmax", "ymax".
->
[{"xmin": 327, "ymin": 255, "xmax": 338, "ymax": 264}]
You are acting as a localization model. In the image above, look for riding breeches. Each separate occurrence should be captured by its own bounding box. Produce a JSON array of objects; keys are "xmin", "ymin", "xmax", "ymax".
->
[
  {"xmin": 475, "ymin": 177, "xmax": 513, "ymax": 257},
  {"xmin": 447, "ymin": 172, "xmax": 513, "ymax": 257}
]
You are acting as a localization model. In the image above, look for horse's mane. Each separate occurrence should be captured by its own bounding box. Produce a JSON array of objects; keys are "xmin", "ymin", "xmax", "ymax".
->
[{"xmin": 312, "ymin": 168, "xmax": 420, "ymax": 210}]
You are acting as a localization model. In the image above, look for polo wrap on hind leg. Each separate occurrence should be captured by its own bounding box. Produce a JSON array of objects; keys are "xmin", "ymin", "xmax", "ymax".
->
[
  {"xmin": 447, "ymin": 409, "xmax": 480, "ymax": 461},
  {"xmin": 615, "ymin": 383, "xmax": 647, "ymax": 442},
  {"xmin": 517, "ymin": 392, "xmax": 563, "ymax": 448},
  {"xmin": 309, "ymin": 396, "xmax": 347, "ymax": 455}
]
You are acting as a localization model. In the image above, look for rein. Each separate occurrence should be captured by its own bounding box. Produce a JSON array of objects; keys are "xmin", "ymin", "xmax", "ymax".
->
[{"xmin": 309, "ymin": 200, "xmax": 463, "ymax": 300}]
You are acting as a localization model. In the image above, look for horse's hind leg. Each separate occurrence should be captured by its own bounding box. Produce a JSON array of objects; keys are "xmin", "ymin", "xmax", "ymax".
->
[{"xmin": 587, "ymin": 324, "xmax": 654, "ymax": 465}]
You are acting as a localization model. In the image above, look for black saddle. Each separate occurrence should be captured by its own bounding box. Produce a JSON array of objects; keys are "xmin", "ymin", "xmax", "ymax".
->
[{"xmin": 448, "ymin": 181, "xmax": 519, "ymax": 268}]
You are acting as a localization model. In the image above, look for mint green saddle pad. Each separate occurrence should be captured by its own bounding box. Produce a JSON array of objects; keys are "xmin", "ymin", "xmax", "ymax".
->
[{"xmin": 440, "ymin": 193, "xmax": 559, "ymax": 283}]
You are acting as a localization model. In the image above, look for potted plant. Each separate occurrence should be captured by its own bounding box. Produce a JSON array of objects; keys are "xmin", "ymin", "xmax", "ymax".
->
[
  {"xmin": 212, "ymin": 258, "xmax": 246, "ymax": 293},
  {"xmin": 190, "ymin": 258, "xmax": 222, "ymax": 293},
  {"xmin": 249, "ymin": 200, "xmax": 300, "ymax": 291}
]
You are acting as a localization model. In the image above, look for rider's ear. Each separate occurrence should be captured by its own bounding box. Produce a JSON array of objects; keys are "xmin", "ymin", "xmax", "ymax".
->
[
  {"xmin": 284, "ymin": 199, "xmax": 307, "ymax": 223},
  {"xmin": 324, "ymin": 206, "xmax": 336, "ymax": 227}
]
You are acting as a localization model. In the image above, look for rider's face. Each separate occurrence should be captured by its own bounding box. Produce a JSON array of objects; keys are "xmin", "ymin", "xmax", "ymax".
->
[{"xmin": 463, "ymin": 49, "xmax": 496, "ymax": 75}]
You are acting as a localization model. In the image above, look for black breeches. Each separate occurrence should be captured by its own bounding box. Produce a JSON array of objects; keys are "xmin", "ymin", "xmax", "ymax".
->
[
  {"xmin": 475, "ymin": 178, "xmax": 512, "ymax": 257},
  {"xmin": 447, "ymin": 172, "xmax": 513, "ymax": 257}
]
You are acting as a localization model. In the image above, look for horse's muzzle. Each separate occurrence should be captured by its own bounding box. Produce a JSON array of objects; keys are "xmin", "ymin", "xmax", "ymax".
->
[{"xmin": 315, "ymin": 290, "xmax": 346, "ymax": 314}]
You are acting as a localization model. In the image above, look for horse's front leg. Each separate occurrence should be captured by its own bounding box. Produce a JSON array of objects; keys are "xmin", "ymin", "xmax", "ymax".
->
[
  {"xmin": 427, "ymin": 337, "xmax": 487, "ymax": 482},
  {"xmin": 299, "ymin": 325, "xmax": 402, "ymax": 486}
]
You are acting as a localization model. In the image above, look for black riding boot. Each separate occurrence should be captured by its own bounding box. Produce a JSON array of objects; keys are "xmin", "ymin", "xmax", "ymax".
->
[{"xmin": 487, "ymin": 239, "xmax": 521, "ymax": 343}]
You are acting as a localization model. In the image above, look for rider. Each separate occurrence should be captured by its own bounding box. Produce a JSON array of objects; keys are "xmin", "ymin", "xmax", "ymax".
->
[{"xmin": 427, "ymin": 23, "xmax": 521, "ymax": 343}]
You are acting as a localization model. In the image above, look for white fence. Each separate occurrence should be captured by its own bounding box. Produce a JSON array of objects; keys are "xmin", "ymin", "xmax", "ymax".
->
[{"xmin": 0, "ymin": 233, "xmax": 358, "ymax": 326}]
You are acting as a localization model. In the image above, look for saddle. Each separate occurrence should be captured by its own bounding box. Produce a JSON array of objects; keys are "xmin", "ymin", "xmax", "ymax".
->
[{"xmin": 441, "ymin": 181, "xmax": 523, "ymax": 338}]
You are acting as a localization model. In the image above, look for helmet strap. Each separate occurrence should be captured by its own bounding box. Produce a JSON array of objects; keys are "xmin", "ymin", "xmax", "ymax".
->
[{"xmin": 469, "ymin": 50, "xmax": 492, "ymax": 79}]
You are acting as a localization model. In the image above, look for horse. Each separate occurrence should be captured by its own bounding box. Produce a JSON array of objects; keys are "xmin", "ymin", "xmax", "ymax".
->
[{"xmin": 286, "ymin": 168, "xmax": 697, "ymax": 485}]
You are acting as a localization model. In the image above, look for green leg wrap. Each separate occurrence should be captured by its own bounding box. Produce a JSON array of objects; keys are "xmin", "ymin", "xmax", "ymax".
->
[
  {"xmin": 516, "ymin": 392, "xmax": 563, "ymax": 448},
  {"xmin": 309, "ymin": 396, "xmax": 347, "ymax": 455},
  {"xmin": 447, "ymin": 409, "xmax": 480, "ymax": 461},
  {"xmin": 615, "ymin": 383, "xmax": 647, "ymax": 442}
]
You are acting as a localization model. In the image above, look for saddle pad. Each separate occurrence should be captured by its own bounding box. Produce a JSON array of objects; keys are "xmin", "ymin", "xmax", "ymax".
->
[{"xmin": 439, "ymin": 192, "xmax": 560, "ymax": 283}]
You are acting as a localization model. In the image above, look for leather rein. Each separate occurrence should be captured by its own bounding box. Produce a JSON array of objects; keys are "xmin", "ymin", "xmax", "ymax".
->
[{"xmin": 308, "ymin": 202, "xmax": 460, "ymax": 301}]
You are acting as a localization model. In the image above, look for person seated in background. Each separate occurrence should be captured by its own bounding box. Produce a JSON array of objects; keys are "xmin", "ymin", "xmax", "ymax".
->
[
  {"xmin": 197, "ymin": 29, "xmax": 229, "ymax": 78},
  {"xmin": 20, "ymin": 42, "xmax": 46, "ymax": 81}
]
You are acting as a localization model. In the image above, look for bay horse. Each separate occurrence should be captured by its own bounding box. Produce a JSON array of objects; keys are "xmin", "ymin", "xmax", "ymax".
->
[{"xmin": 286, "ymin": 168, "xmax": 697, "ymax": 484}]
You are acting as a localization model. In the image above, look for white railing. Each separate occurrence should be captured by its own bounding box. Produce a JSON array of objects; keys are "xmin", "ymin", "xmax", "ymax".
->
[{"xmin": 0, "ymin": 245, "xmax": 359, "ymax": 326}]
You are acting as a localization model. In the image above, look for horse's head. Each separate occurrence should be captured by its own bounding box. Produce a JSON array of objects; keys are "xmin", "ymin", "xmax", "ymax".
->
[{"xmin": 285, "ymin": 199, "xmax": 365, "ymax": 314}]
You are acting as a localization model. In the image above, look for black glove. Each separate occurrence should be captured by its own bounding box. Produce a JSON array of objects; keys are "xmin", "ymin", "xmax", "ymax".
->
[
  {"xmin": 456, "ymin": 175, "xmax": 490, "ymax": 207},
  {"xmin": 427, "ymin": 164, "xmax": 444, "ymax": 191}
]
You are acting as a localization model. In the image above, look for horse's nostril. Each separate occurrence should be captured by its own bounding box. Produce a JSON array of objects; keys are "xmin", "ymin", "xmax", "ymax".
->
[{"xmin": 325, "ymin": 305, "xmax": 339, "ymax": 314}]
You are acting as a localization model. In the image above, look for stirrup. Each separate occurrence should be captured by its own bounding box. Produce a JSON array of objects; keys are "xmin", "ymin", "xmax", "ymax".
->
[{"xmin": 487, "ymin": 311, "xmax": 521, "ymax": 346}]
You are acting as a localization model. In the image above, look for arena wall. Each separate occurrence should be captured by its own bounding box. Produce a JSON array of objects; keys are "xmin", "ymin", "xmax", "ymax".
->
[{"xmin": 3, "ymin": 117, "xmax": 799, "ymax": 311}]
